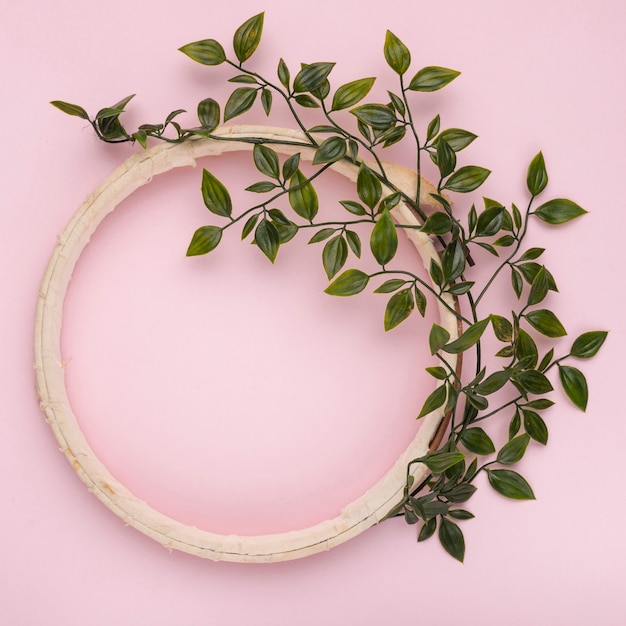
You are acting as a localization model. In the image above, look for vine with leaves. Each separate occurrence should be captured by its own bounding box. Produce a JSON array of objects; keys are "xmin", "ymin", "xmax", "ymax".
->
[{"xmin": 52, "ymin": 12, "xmax": 606, "ymax": 562}]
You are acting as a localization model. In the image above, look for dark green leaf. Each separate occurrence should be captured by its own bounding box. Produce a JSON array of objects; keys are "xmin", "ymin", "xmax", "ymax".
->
[
  {"xmin": 497, "ymin": 434, "xmax": 530, "ymax": 465},
  {"xmin": 487, "ymin": 469, "xmax": 535, "ymax": 500},
  {"xmin": 308, "ymin": 228, "xmax": 336, "ymax": 244},
  {"xmin": 224, "ymin": 87, "xmax": 257, "ymax": 122},
  {"xmin": 282, "ymin": 153, "xmax": 300, "ymax": 180},
  {"xmin": 417, "ymin": 384, "xmax": 448, "ymax": 418},
  {"xmin": 426, "ymin": 366, "xmax": 448, "ymax": 380},
  {"xmin": 439, "ymin": 517, "xmax": 465, "ymax": 562},
  {"xmin": 331, "ymin": 77, "xmax": 376, "ymax": 111},
  {"xmin": 441, "ymin": 239, "xmax": 465, "ymax": 282},
  {"xmin": 179, "ymin": 39, "xmax": 226, "ymax": 65},
  {"xmin": 370, "ymin": 208, "xmax": 398, "ymax": 266},
  {"xmin": 511, "ymin": 267, "xmax": 523, "ymax": 298},
  {"xmin": 491, "ymin": 314, "xmax": 513, "ymax": 342},
  {"xmin": 525, "ymin": 398, "xmax": 554, "ymax": 410},
  {"xmin": 436, "ymin": 138, "xmax": 456, "ymax": 179},
  {"xmin": 460, "ymin": 427, "xmax": 495, "ymax": 455},
  {"xmin": 534, "ymin": 198, "xmax": 587, "ymax": 224},
  {"xmin": 255, "ymin": 218, "xmax": 280, "ymax": 263},
  {"xmin": 527, "ymin": 266, "xmax": 549, "ymax": 306},
  {"xmin": 345, "ymin": 230, "xmax": 362, "ymax": 257},
  {"xmin": 350, "ymin": 104, "xmax": 396, "ymax": 130},
  {"xmin": 324, "ymin": 269, "xmax": 369, "ymax": 296},
  {"xmin": 357, "ymin": 164, "xmax": 382, "ymax": 209},
  {"xmin": 448, "ymin": 509, "xmax": 474, "ymax": 521},
  {"xmin": 418, "ymin": 518, "xmax": 437, "ymax": 542},
  {"xmin": 322, "ymin": 235, "xmax": 348, "ymax": 279},
  {"xmin": 339, "ymin": 200, "xmax": 368, "ymax": 216},
  {"xmin": 312, "ymin": 136, "xmax": 347, "ymax": 164},
  {"xmin": 429, "ymin": 324, "xmax": 450, "ymax": 354},
  {"xmin": 523, "ymin": 410, "xmax": 548, "ymax": 445},
  {"xmin": 559, "ymin": 365, "xmax": 588, "ymax": 410},
  {"xmin": 384, "ymin": 30, "xmax": 411, "ymax": 75},
  {"xmin": 233, "ymin": 12, "xmax": 264, "ymax": 63},
  {"xmin": 509, "ymin": 410, "xmax": 521, "ymax": 439},
  {"xmin": 525, "ymin": 309, "xmax": 567, "ymax": 338},
  {"xmin": 201, "ymin": 169, "xmax": 232, "ymax": 217},
  {"xmin": 381, "ymin": 126, "xmax": 407, "ymax": 148},
  {"xmin": 288, "ymin": 169, "xmax": 318, "ymax": 220},
  {"xmin": 384, "ymin": 288, "xmax": 414, "ymax": 331},
  {"xmin": 294, "ymin": 94, "xmax": 319, "ymax": 108},
  {"xmin": 277, "ymin": 58, "xmax": 290, "ymax": 89},
  {"xmin": 50, "ymin": 100, "xmax": 90, "ymax": 120},
  {"xmin": 515, "ymin": 328, "xmax": 538, "ymax": 368},
  {"xmin": 275, "ymin": 222, "xmax": 298, "ymax": 245},
  {"xmin": 293, "ymin": 62, "xmax": 335, "ymax": 93},
  {"xmin": 229, "ymin": 74, "xmax": 258, "ymax": 84},
  {"xmin": 253, "ymin": 144, "xmax": 280, "ymax": 179},
  {"xmin": 447, "ymin": 281, "xmax": 474, "ymax": 296},
  {"xmin": 408, "ymin": 66, "xmax": 461, "ymax": 92},
  {"xmin": 475, "ymin": 370, "xmax": 513, "ymax": 395},
  {"xmin": 197, "ymin": 98, "xmax": 220, "ymax": 131},
  {"xmin": 261, "ymin": 88, "xmax": 272, "ymax": 115},
  {"xmin": 436, "ymin": 128, "xmax": 477, "ymax": 151},
  {"xmin": 186, "ymin": 225, "xmax": 222, "ymax": 256},
  {"xmin": 444, "ymin": 166, "xmax": 491, "ymax": 193},
  {"xmin": 443, "ymin": 319, "xmax": 490, "ymax": 354},
  {"xmin": 421, "ymin": 212, "xmax": 452, "ymax": 236},
  {"xmin": 444, "ymin": 483, "xmax": 477, "ymax": 504},
  {"xmin": 570, "ymin": 331, "xmax": 608, "ymax": 359},
  {"xmin": 241, "ymin": 214, "xmax": 259, "ymax": 240},
  {"xmin": 387, "ymin": 91, "xmax": 406, "ymax": 117},
  {"xmin": 267, "ymin": 208, "xmax": 291, "ymax": 226},
  {"xmin": 418, "ymin": 450, "xmax": 465, "ymax": 473},
  {"xmin": 245, "ymin": 181, "xmax": 277, "ymax": 193},
  {"xmin": 426, "ymin": 114, "xmax": 441, "ymax": 142},
  {"xmin": 374, "ymin": 278, "xmax": 407, "ymax": 294},
  {"xmin": 527, "ymin": 151, "xmax": 548, "ymax": 196},
  {"xmin": 514, "ymin": 370, "xmax": 553, "ymax": 395},
  {"xmin": 475, "ymin": 206, "xmax": 504, "ymax": 237}
]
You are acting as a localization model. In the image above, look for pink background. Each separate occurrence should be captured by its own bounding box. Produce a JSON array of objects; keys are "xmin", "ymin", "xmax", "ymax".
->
[{"xmin": 2, "ymin": 0, "xmax": 625, "ymax": 624}]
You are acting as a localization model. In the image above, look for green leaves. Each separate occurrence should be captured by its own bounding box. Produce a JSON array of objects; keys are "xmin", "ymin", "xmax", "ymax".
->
[
  {"xmin": 186, "ymin": 225, "xmax": 222, "ymax": 256},
  {"xmin": 384, "ymin": 288, "xmax": 414, "ymax": 331},
  {"xmin": 197, "ymin": 98, "xmax": 220, "ymax": 132},
  {"xmin": 408, "ymin": 66, "xmax": 460, "ymax": 92},
  {"xmin": 570, "ymin": 331, "xmax": 607, "ymax": 359},
  {"xmin": 312, "ymin": 136, "xmax": 347, "ymax": 165},
  {"xmin": 233, "ymin": 12, "xmax": 264, "ymax": 63},
  {"xmin": 487, "ymin": 469, "xmax": 535, "ymax": 500},
  {"xmin": 559, "ymin": 365, "xmax": 588, "ymax": 410},
  {"xmin": 224, "ymin": 87, "xmax": 257, "ymax": 122},
  {"xmin": 460, "ymin": 428, "xmax": 495, "ymax": 455},
  {"xmin": 322, "ymin": 235, "xmax": 348, "ymax": 279},
  {"xmin": 534, "ymin": 198, "xmax": 587, "ymax": 224},
  {"xmin": 201, "ymin": 169, "xmax": 232, "ymax": 217},
  {"xmin": 255, "ymin": 217, "xmax": 280, "ymax": 263},
  {"xmin": 288, "ymin": 170, "xmax": 319, "ymax": 220},
  {"xmin": 350, "ymin": 104, "xmax": 396, "ymax": 130},
  {"xmin": 442, "ymin": 319, "xmax": 490, "ymax": 354},
  {"xmin": 527, "ymin": 151, "xmax": 548, "ymax": 196},
  {"xmin": 370, "ymin": 208, "xmax": 398, "ymax": 267},
  {"xmin": 384, "ymin": 30, "xmax": 411, "ymax": 75},
  {"xmin": 253, "ymin": 144, "xmax": 280, "ymax": 179},
  {"xmin": 524, "ymin": 309, "xmax": 567, "ymax": 338},
  {"xmin": 331, "ymin": 77, "xmax": 376, "ymax": 111},
  {"xmin": 443, "ymin": 166, "xmax": 491, "ymax": 193},
  {"xmin": 179, "ymin": 39, "xmax": 226, "ymax": 65},
  {"xmin": 293, "ymin": 62, "xmax": 335, "ymax": 93},
  {"xmin": 50, "ymin": 100, "xmax": 89, "ymax": 120},
  {"xmin": 324, "ymin": 269, "xmax": 369, "ymax": 296},
  {"xmin": 439, "ymin": 517, "xmax": 465, "ymax": 562}
]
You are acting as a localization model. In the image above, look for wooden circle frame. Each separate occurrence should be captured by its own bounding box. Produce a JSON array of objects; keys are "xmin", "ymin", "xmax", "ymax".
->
[{"xmin": 34, "ymin": 125, "xmax": 458, "ymax": 562}]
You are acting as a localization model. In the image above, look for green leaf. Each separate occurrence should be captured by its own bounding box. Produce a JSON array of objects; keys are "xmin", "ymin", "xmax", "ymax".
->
[
  {"xmin": 308, "ymin": 228, "xmax": 336, "ymax": 244},
  {"xmin": 421, "ymin": 212, "xmax": 452, "ymax": 235},
  {"xmin": 408, "ymin": 66, "xmax": 461, "ymax": 92},
  {"xmin": 426, "ymin": 366, "xmax": 448, "ymax": 380},
  {"xmin": 131, "ymin": 130, "xmax": 148, "ymax": 149},
  {"xmin": 384, "ymin": 288, "xmax": 414, "ymax": 331},
  {"xmin": 179, "ymin": 39, "xmax": 226, "ymax": 65},
  {"xmin": 293, "ymin": 62, "xmax": 335, "ymax": 93},
  {"xmin": 447, "ymin": 281, "xmax": 474, "ymax": 296},
  {"xmin": 514, "ymin": 369, "xmax": 553, "ymax": 395},
  {"xmin": 345, "ymin": 230, "xmax": 361, "ymax": 257},
  {"xmin": 324, "ymin": 269, "xmax": 369, "ymax": 296},
  {"xmin": 525, "ymin": 309, "xmax": 567, "ymax": 338},
  {"xmin": 511, "ymin": 267, "xmax": 523, "ymax": 298},
  {"xmin": 277, "ymin": 58, "xmax": 290, "ymax": 89},
  {"xmin": 419, "ymin": 450, "xmax": 465, "ymax": 473},
  {"xmin": 475, "ymin": 206, "xmax": 504, "ymax": 237},
  {"xmin": 436, "ymin": 138, "xmax": 457, "ymax": 179},
  {"xmin": 233, "ymin": 12, "xmax": 264, "ymax": 63},
  {"xmin": 331, "ymin": 77, "xmax": 376, "ymax": 111},
  {"xmin": 426, "ymin": 114, "xmax": 441, "ymax": 142},
  {"xmin": 224, "ymin": 87, "xmax": 257, "ymax": 122},
  {"xmin": 261, "ymin": 88, "xmax": 272, "ymax": 115},
  {"xmin": 460, "ymin": 428, "xmax": 496, "ymax": 455},
  {"xmin": 241, "ymin": 214, "xmax": 259, "ymax": 240},
  {"xmin": 322, "ymin": 235, "xmax": 348, "ymax": 279},
  {"xmin": 201, "ymin": 169, "xmax": 232, "ymax": 217},
  {"xmin": 570, "ymin": 330, "xmax": 608, "ymax": 359},
  {"xmin": 229, "ymin": 74, "xmax": 258, "ymax": 84},
  {"xmin": 525, "ymin": 398, "xmax": 555, "ymax": 410},
  {"xmin": 417, "ymin": 384, "xmax": 448, "ymax": 418},
  {"xmin": 527, "ymin": 266, "xmax": 549, "ymax": 306},
  {"xmin": 534, "ymin": 198, "xmax": 587, "ymax": 224},
  {"xmin": 515, "ymin": 329, "xmax": 538, "ymax": 369},
  {"xmin": 509, "ymin": 410, "xmax": 521, "ymax": 439},
  {"xmin": 253, "ymin": 144, "xmax": 280, "ymax": 179},
  {"xmin": 387, "ymin": 91, "xmax": 406, "ymax": 117},
  {"xmin": 312, "ymin": 136, "xmax": 347, "ymax": 164},
  {"xmin": 444, "ymin": 483, "xmax": 477, "ymax": 504},
  {"xmin": 289, "ymin": 170, "xmax": 318, "ymax": 220},
  {"xmin": 338, "ymin": 200, "xmax": 366, "ymax": 216},
  {"xmin": 282, "ymin": 153, "xmax": 300, "ymax": 181},
  {"xmin": 370, "ymin": 208, "xmax": 398, "ymax": 266},
  {"xmin": 490, "ymin": 314, "xmax": 513, "ymax": 342},
  {"xmin": 294, "ymin": 94, "xmax": 320, "ymax": 108},
  {"xmin": 527, "ymin": 151, "xmax": 548, "ymax": 196},
  {"xmin": 559, "ymin": 365, "xmax": 588, "ymax": 410},
  {"xmin": 448, "ymin": 509, "xmax": 474, "ymax": 521},
  {"xmin": 497, "ymin": 434, "xmax": 530, "ymax": 465},
  {"xmin": 197, "ymin": 98, "xmax": 220, "ymax": 132},
  {"xmin": 436, "ymin": 128, "xmax": 477, "ymax": 151},
  {"xmin": 254, "ymin": 218, "xmax": 280, "ymax": 263},
  {"xmin": 439, "ymin": 517, "xmax": 465, "ymax": 562},
  {"xmin": 384, "ymin": 30, "xmax": 411, "ymax": 75},
  {"xmin": 245, "ymin": 181, "xmax": 277, "ymax": 193},
  {"xmin": 356, "ymin": 164, "xmax": 382, "ymax": 210},
  {"xmin": 418, "ymin": 518, "xmax": 437, "ymax": 542},
  {"xmin": 429, "ymin": 324, "xmax": 450, "ymax": 354},
  {"xmin": 475, "ymin": 370, "xmax": 513, "ymax": 395},
  {"xmin": 186, "ymin": 225, "xmax": 222, "ymax": 256},
  {"xmin": 443, "ymin": 319, "xmax": 490, "ymax": 354},
  {"xmin": 50, "ymin": 100, "xmax": 90, "ymax": 120},
  {"xmin": 350, "ymin": 104, "xmax": 396, "ymax": 130},
  {"xmin": 487, "ymin": 469, "xmax": 535, "ymax": 500},
  {"xmin": 444, "ymin": 166, "xmax": 491, "ymax": 193},
  {"xmin": 441, "ymin": 240, "xmax": 465, "ymax": 282},
  {"xmin": 374, "ymin": 278, "xmax": 407, "ymax": 294},
  {"xmin": 523, "ymin": 410, "xmax": 548, "ymax": 445}
]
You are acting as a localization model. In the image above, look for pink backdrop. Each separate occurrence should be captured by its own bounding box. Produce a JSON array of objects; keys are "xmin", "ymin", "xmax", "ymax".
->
[{"xmin": 2, "ymin": 0, "xmax": 625, "ymax": 624}]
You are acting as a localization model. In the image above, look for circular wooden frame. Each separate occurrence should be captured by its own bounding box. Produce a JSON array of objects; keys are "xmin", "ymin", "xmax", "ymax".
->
[{"xmin": 34, "ymin": 125, "xmax": 458, "ymax": 562}]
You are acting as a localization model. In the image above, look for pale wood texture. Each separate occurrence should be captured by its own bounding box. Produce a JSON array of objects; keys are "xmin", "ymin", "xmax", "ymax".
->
[{"xmin": 34, "ymin": 125, "xmax": 458, "ymax": 562}]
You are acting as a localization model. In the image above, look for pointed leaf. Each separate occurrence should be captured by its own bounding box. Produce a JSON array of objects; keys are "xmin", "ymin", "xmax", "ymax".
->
[
  {"xmin": 460, "ymin": 427, "xmax": 496, "ymax": 455},
  {"xmin": 384, "ymin": 30, "xmax": 411, "ymax": 75},
  {"xmin": 384, "ymin": 288, "xmax": 414, "ymax": 331},
  {"xmin": 312, "ymin": 136, "xmax": 347, "ymax": 164},
  {"xmin": 370, "ymin": 208, "xmax": 398, "ymax": 266},
  {"xmin": 408, "ymin": 66, "xmax": 460, "ymax": 92},
  {"xmin": 439, "ymin": 517, "xmax": 465, "ymax": 562},
  {"xmin": 442, "ymin": 319, "xmax": 490, "ymax": 354},
  {"xmin": 559, "ymin": 365, "xmax": 588, "ymax": 410},
  {"xmin": 527, "ymin": 151, "xmax": 548, "ymax": 196},
  {"xmin": 186, "ymin": 225, "xmax": 222, "ymax": 256},
  {"xmin": 444, "ymin": 166, "xmax": 491, "ymax": 193},
  {"xmin": 331, "ymin": 77, "xmax": 376, "ymax": 111},
  {"xmin": 324, "ymin": 269, "xmax": 369, "ymax": 296},
  {"xmin": 288, "ymin": 170, "xmax": 318, "ymax": 220},
  {"xmin": 350, "ymin": 104, "xmax": 396, "ymax": 130},
  {"xmin": 197, "ymin": 98, "xmax": 220, "ymax": 132},
  {"xmin": 50, "ymin": 100, "xmax": 90, "ymax": 120},
  {"xmin": 570, "ymin": 331, "xmax": 608, "ymax": 359},
  {"xmin": 497, "ymin": 434, "xmax": 530, "ymax": 465},
  {"xmin": 179, "ymin": 39, "xmax": 226, "ymax": 65},
  {"xmin": 224, "ymin": 87, "xmax": 257, "ymax": 122},
  {"xmin": 487, "ymin": 469, "xmax": 535, "ymax": 500},
  {"xmin": 534, "ymin": 198, "xmax": 587, "ymax": 224},
  {"xmin": 201, "ymin": 169, "xmax": 232, "ymax": 217},
  {"xmin": 436, "ymin": 128, "xmax": 477, "ymax": 151},
  {"xmin": 253, "ymin": 144, "xmax": 280, "ymax": 179},
  {"xmin": 293, "ymin": 62, "xmax": 335, "ymax": 93},
  {"xmin": 429, "ymin": 324, "xmax": 451, "ymax": 354},
  {"xmin": 417, "ymin": 384, "xmax": 448, "ymax": 418},
  {"xmin": 322, "ymin": 235, "xmax": 348, "ymax": 279},
  {"xmin": 233, "ymin": 13, "xmax": 264, "ymax": 63},
  {"xmin": 525, "ymin": 309, "xmax": 567, "ymax": 338}
]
